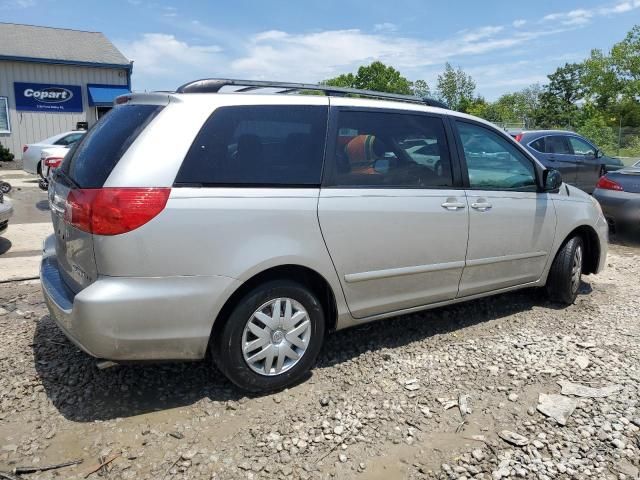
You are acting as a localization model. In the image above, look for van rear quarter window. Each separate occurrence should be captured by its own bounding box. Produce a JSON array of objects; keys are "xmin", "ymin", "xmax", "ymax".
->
[
  {"xmin": 175, "ymin": 105, "xmax": 328, "ymax": 186},
  {"xmin": 61, "ymin": 104, "xmax": 163, "ymax": 188}
]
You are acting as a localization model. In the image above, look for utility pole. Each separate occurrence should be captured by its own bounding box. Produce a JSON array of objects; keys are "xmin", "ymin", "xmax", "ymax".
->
[{"xmin": 617, "ymin": 116, "xmax": 622, "ymax": 157}]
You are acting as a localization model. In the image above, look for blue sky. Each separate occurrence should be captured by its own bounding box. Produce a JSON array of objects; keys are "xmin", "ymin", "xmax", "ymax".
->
[{"xmin": 1, "ymin": 0, "xmax": 639, "ymax": 99}]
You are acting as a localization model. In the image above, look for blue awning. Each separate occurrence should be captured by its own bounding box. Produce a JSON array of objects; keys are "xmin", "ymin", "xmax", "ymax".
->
[{"xmin": 87, "ymin": 85, "xmax": 130, "ymax": 106}]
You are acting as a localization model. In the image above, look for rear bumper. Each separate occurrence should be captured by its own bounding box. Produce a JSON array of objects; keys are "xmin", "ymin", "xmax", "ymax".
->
[
  {"xmin": 593, "ymin": 188, "xmax": 640, "ymax": 226},
  {"xmin": 0, "ymin": 202, "xmax": 13, "ymax": 233},
  {"xmin": 40, "ymin": 235, "xmax": 239, "ymax": 361}
]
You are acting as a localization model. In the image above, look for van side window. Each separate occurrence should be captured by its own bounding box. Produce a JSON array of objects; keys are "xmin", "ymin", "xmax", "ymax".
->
[
  {"xmin": 327, "ymin": 111, "xmax": 453, "ymax": 188},
  {"xmin": 457, "ymin": 121, "xmax": 537, "ymax": 192},
  {"xmin": 176, "ymin": 105, "xmax": 328, "ymax": 186}
]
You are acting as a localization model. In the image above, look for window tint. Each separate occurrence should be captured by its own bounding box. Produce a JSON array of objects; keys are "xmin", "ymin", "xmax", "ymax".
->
[
  {"xmin": 529, "ymin": 137, "xmax": 545, "ymax": 153},
  {"xmin": 54, "ymin": 132, "xmax": 84, "ymax": 146},
  {"xmin": 61, "ymin": 104, "xmax": 162, "ymax": 188},
  {"xmin": 544, "ymin": 135, "xmax": 572, "ymax": 155},
  {"xmin": 457, "ymin": 121, "xmax": 536, "ymax": 191},
  {"xmin": 327, "ymin": 111, "xmax": 453, "ymax": 188},
  {"xmin": 176, "ymin": 105, "xmax": 327, "ymax": 186},
  {"xmin": 568, "ymin": 136, "xmax": 595, "ymax": 156}
]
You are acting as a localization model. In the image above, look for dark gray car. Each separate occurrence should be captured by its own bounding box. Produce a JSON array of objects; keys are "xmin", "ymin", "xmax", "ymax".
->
[
  {"xmin": 593, "ymin": 160, "xmax": 640, "ymax": 233},
  {"xmin": 514, "ymin": 130, "xmax": 612, "ymax": 194}
]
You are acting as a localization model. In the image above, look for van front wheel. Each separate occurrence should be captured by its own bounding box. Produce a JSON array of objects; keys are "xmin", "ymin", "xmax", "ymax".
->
[
  {"xmin": 546, "ymin": 236, "xmax": 584, "ymax": 305},
  {"xmin": 212, "ymin": 280, "xmax": 325, "ymax": 393}
]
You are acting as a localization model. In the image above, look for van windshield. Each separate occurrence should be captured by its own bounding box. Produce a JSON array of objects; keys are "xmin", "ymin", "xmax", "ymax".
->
[{"xmin": 61, "ymin": 104, "xmax": 163, "ymax": 188}]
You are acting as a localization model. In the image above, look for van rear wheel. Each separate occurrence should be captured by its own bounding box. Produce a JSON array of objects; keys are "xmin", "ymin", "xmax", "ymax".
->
[
  {"xmin": 212, "ymin": 280, "xmax": 325, "ymax": 393},
  {"xmin": 546, "ymin": 236, "xmax": 584, "ymax": 305}
]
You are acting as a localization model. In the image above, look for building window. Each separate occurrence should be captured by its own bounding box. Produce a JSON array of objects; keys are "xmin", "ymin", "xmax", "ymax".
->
[{"xmin": 0, "ymin": 97, "xmax": 10, "ymax": 134}]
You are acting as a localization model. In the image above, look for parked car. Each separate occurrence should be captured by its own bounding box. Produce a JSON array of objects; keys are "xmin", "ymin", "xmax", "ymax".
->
[
  {"xmin": 41, "ymin": 80, "xmax": 608, "ymax": 393},
  {"xmin": 0, "ymin": 189, "xmax": 13, "ymax": 234},
  {"xmin": 593, "ymin": 159, "xmax": 640, "ymax": 233},
  {"xmin": 38, "ymin": 146, "xmax": 72, "ymax": 190},
  {"xmin": 22, "ymin": 131, "xmax": 85, "ymax": 175},
  {"xmin": 513, "ymin": 130, "xmax": 616, "ymax": 194}
]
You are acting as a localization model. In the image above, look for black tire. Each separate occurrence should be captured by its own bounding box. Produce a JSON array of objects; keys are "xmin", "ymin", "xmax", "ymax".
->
[
  {"xmin": 546, "ymin": 236, "xmax": 584, "ymax": 305},
  {"xmin": 212, "ymin": 279, "xmax": 325, "ymax": 393},
  {"xmin": 0, "ymin": 182, "xmax": 10, "ymax": 194}
]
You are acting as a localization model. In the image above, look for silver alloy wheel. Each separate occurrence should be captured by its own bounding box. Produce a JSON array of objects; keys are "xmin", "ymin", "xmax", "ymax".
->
[
  {"xmin": 571, "ymin": 245, "xmax": 583, "ymax": 294},
  {"xmin": 242, "ymin": 297, "xmax": 311, "ymax": 376}
]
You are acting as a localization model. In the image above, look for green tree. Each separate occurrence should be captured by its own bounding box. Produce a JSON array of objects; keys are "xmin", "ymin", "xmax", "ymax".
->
[
  {"xmin": 488, "ymin": 85, "xmax": 541, "ymax": 127},
  {"xmin": 411, "ymin": 79, "xmax": 431, "ymax": 98},
  {"xmin": 534, "ymin": 63, "xmax": 584, "ymax": 128},
  {"xmin": 576, "ymin": 113, "xmax": 618, "ymax": 153},
  {"xmin": 611, "ymin": 25, "xmax": 640, "ymax": 98},
  {"xmin": 323, "ymin": 61, "xmax": 413, "ymax": 94},
  {"xmin": 322, "ymin": 73, "xmax": 356, "ymax": 89},
  {"xmin": 436, "ymin": 63, "xmax": 476, "ymax": 111},
  {"xmin": 582, "ymin": 49, "xmax": 622, "ymax": 110}
]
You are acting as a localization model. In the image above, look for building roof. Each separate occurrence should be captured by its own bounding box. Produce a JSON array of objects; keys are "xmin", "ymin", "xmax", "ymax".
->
[{"xmin": 0, "ymin": 23, "xmax": 130, "ymax": 68}]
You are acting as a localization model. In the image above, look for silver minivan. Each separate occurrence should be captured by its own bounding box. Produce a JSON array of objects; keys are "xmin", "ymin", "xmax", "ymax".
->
[{"xmin": 41, "ymin": 79, "xmax": 608, "ymax": 392}]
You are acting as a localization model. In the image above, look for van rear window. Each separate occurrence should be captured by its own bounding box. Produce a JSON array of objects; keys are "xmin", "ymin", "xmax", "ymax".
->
[
  {"xmin": 175, "ymin": 105, "xmax": 328, "ymax": 187},
  {"xmin": 61, "ymin": 104, "xmax": 163, "ymax": 188}
]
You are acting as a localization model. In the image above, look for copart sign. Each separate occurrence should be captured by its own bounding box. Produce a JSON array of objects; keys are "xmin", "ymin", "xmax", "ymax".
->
[{"xmin": 14, "ymin": 82, "xmax": 83, "ymax": 112}]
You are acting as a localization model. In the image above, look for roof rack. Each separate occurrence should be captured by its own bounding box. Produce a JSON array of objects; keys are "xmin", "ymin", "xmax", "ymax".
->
[{"xmin": 175, "ymin": 78, "xmax": 449, "ymax": 109}]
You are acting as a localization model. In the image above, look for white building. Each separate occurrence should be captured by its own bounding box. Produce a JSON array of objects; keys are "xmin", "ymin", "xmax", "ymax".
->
[{"xmin": 0, "ymin": 23, "xmax": 132, "ymax": 158}]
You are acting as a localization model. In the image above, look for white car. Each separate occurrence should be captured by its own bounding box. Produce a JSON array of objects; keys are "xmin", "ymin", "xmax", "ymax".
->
[
  {"xmin": 38, "ymin": 146, "xmax": 71, "ymax": 190},
  {"xmin": 22, "ymin": 131, "xmax": 85, "ymax": 175}
]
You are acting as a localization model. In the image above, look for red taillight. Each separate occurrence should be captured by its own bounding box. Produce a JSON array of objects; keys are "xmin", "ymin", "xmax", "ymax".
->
[
  {"xmin": 65, "ymin": 188, "xmax": 170, "ymax": 235},
  {"xmin": 44, "ymin": 157, "xmax": 63, "ymax": 168},
  {"xmin": 23, "ymin": 145, "xmax": 29, "ymax": 153},
  {"xmin": 514, "ymin": 134, "xmax": 523, "ymax": 142},
  {"xmin": 596, "ymin": 176, "xmax": 623, "ymax": 191}
]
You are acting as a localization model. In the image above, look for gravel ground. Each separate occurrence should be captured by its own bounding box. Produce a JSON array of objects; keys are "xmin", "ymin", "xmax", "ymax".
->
[{"xmin": 0, "ymin": 241, "xmax": 639, "ymax": 480}]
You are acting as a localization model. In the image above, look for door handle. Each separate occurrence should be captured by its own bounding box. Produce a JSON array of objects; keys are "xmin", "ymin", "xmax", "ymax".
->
[
  {"xmin": 441, "ymin": 201, "xmax": 466, "ymax": 211},
  {"xmin": 471, "ymin": 202, "xmax": 492, "ymax": 211}
]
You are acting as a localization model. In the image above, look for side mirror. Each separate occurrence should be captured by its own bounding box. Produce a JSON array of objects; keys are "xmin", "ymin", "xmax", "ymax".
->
[
  {"xmin": 373, "ymin": 158, "xmax": 390, "ymax": 174},
  {"xmin": 595, "ymin": 149, "xmax": 603, "ymax": 158},
  {"xmin": 543, "ymin": 168, "xmax": 562, "ymax": 192}
]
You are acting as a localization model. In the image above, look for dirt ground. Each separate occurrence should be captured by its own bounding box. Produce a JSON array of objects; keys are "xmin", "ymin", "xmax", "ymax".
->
[{"xmin": 0, "ymin": 240, "xmax": 639, "ymax": 479}]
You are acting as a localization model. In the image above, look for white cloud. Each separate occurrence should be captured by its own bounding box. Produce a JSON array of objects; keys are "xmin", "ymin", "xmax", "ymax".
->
[
  {"xmin": 0, "ymin": 0, "xmax": 35, "ymax": 7},
  {"xmin": 121, "ymin": 0, "xmax": 640, "ymax": 96},
  {"xmin": 543, "ymin": 0, "xmax": 640, "ymax": 25},
  {"xmin": 373, "ymin": 22, "xmax": 398, "ymax": 33},
  {"xmin": 599, "ymin": 0, "xmax": 640, "ymax": 13},
  {"xmin": 162, "ymin": 5, "xmax": 177, "ymax": 17},
  {"xmin": 122, "ymin": 24, "xmax": 554, "ymax": 91},
  {"xmin": 228, "ymin": 26, "xmax": 556, "ymax": 81},
  {"xmin": 118, "ymin": 33, "xmax": 223, "ymax": 88}
]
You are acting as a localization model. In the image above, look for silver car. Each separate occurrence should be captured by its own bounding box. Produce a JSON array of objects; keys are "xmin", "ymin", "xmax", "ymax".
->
[{"xmin": 41, "ymin": 79, "xmax": 608, "ymax": 392}]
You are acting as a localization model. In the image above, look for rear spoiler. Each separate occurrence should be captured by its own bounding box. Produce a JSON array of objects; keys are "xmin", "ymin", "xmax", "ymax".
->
[{"xmin": 114, "ymin": 92, "xmax": 176, "ymax": 106}]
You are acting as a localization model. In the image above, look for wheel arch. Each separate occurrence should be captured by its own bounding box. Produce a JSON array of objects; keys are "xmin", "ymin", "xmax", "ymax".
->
[
  {"xmin": 210, "ymin": 264, "xmax": 339, "ymax": 347},
  {"xmin": 563, "ymin": 225, "xmax": 601, "ymax": 275}
]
